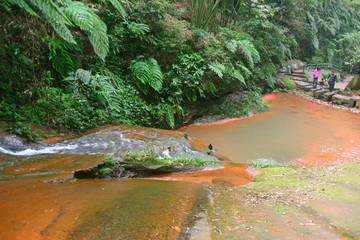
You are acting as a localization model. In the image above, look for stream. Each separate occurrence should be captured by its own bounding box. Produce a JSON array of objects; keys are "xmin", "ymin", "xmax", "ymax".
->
[{"xmin": 1, "ymin": 92, "xmax": 360, "ymax": 239}]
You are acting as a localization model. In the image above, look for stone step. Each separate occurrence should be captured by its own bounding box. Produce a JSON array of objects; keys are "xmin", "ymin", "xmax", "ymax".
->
[
  {"xmin": 350, "ymin": 96, "xmax": 360, "ymax": 107},
  {"xmin": 291, "ymin": 76, "xmax": 306, "ymax": 81},
  {"xmin": 292, "ymin": 69, "xmax": 304, "ymax": 74},
  {"xmin": 313, "ymin": 89, "xmax": 327, "ymax": 99},
  {"xmin": 332, "ymin": 94, "xmax": 353, "ymax": 107},
  {"xmin": 292, "ymin": 71, "xmax": 306, "ymax": 76},
  {"xmin": 293, "ymin": 80, "xmax": 310, "ymax": 86},
  {"xmin": 324, "ymin": 91, "xmax": 337, "ymax": 101}
]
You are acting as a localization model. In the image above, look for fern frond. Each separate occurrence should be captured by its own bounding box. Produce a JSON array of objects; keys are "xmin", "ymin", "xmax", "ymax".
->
[
  {"xmin": 233, "ymin": 69, "xmax": 245, "ymax": 85},
  {"xmin": 131, "ymin": 56, "xmax": 163, "ymax": 94},
  {"xmin": 208, "ymin": 81, "xmax": 218, "ymax": 96},
  {"xmin": 225, "ymin": 39, "xmax": 238, "ymax": 53},
  {"xmin": 307, "ymin": 11, "xmax": 318, "ymax": 34},
  {"xmin": 62, "ymin": 1, "xmax": 95, "ymax": 31},
  {"xmin": 239, "ymin": 40, "xmax": 260, "ymax": 69},
  {"xmin": 208, "ymin": 62, "xmax": 225, "ymax": 79},
  {"xmin": 147, "ymin": 58, "xmax": 163, "ymax": 92},
  {"xmin": 51, "ymin": 51, "xmax": 76, "ymax": 78},
  {"xmin": 161, "ymin": 104, "xmax": 175, "ymax": 129},
  {"xmin": 11, "ymin": 0, "xmax": 39, "ymax": 16},
  {"xmin": 75, "ymin": 68, "xmax": 91, "ymax": 84},
  {"xmin": 236, "ymin": 63, "xmax": 252, "ymax": 78},
  {"xmin": 61, "ymin": 1, "xmax": 109, "ymax": 60},
  {"xmin": 108, "ymin": 0, "xmax": 127, "ymax": 19},
  {"xmin": 312, "ymin": 35, "xmax": 319, "ymax": 49},
  {"xmin": 88, "ymin": 21, "xmax": 109, "ymax": 61},
  {"xmin": 29, "ymin": 0, "xmax": 76, "ymax": 44}
]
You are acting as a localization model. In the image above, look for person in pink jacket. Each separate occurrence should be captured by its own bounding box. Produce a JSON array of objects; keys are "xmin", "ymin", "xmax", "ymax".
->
[{"xmin": 312, "ymin": 68, "xmax": 320, "ymax": 88}]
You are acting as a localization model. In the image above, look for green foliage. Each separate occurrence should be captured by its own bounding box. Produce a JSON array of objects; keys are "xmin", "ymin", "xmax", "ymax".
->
[
  {"xmin": 64, "ymin": 68, "xmax": 151, "ymax": 127},
  {"xmin": 131, "ymin": 55, "xmax": 164, "ymax": 94},
  {"xmin": 36, "ymin": 87, "xmax": 106, "ymax": 130},
  {"xmin": 5, "ymin": 122, "xmax": 41, "ymax": 142},
  {"xmin": 2, "ymin": 0, "xmax": 360, "ymax": 132},
  {"xmin": 47, "ymin": 37, "xmax": 81, "ymax": 78},
  {"xmin": 248, "ymin": 158, "xmax": 289, "ymax": 168},
  {"xmin": 190, "ymin": 0, "xmax": 220, "ymax": 31},
  {"xmin": 280, "ymin": 78, "xmax": 296, "ymax": 90},
  {"xmin": 3, "ymin": 0, "xmax": 123, "ymax": 60}
]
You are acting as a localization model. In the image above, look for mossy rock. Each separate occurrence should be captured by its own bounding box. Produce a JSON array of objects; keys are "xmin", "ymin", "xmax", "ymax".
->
[
  {"xmin": 345, "ymin": 75, "xmax": 360, "ymax": 90},
  {"xmin": 280, "ymin": 78, "xmax": 296, "ymax": 89}
]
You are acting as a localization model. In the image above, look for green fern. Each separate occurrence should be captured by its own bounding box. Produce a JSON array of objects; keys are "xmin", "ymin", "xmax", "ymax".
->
[
  {"xmin": 108, "ymin": 0, "xmax": 127, "ymax": 19},
  {"xmin": 225, "ymin": 39, "xmax": 238, "ymax": 54},
  {"xmin": 5, "ymin": 0, "xmax": 110, "ymax": 60},
  {"xmin": 131, "ymin": 56, "xmax": 163, "ymax": 94},
  {"xmin": 48, "ymin": 37, "xmax": 80, "ymax": 77},
  {"xmin": 62, "ymin": 1, "xmax": 95, "ymax": 31},
  {"xmin": 238, "ymin": 40, "xmax": 260, "ymax": 69},
  {"xmin": 9, "ymin": 0, "xmax": 39, "ymax": 16},
  {"xmin": 64, "ymin": 69, "xmax": 122, "ymax": 112},
  {"xmin": 88, "ymin": 21, "xmax": 109, "ymax": 61},
  {"xmin": 74, "ymin": 68, "xmax": 91, "ymax": 84},
  {"xmin": 208, "ymin": 62, "xmax": 225, "ymax": 79}
]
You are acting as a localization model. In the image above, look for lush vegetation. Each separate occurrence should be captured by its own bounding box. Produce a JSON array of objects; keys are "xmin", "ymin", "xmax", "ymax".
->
[{"xmin": 1, "ymin": 0, "xmax": 360, "ymax": 134}]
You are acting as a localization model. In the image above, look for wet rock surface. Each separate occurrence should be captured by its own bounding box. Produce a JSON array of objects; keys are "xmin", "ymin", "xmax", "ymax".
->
[
  {"xmin": 74, "ymin": 161, "xmax": 207, "ymax": 179},
  {"xmin": 184, "ymin": 161, "xmax": 360, "ymax": 239}
]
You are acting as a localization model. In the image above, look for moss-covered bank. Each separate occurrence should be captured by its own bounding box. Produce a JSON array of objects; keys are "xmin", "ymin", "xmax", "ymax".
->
[{"xmin": 188, "ymin": 160, "xmax": 360, "ymax": 239}]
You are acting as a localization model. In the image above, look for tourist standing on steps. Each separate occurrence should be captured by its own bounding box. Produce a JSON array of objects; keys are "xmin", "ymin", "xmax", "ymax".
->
[
  {"xmin": 313, "ymin": 68, "xmax": 320, "ymax": 88},
  {"xmin": 327, "ymin": 71, "xmax": 337, "ymax": 92}
]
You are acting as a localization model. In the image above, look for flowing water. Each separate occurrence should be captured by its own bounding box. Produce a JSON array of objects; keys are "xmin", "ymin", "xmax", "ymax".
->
[{"xmin": 0, "ymin": 92, "xmax": 360, "ymax": 239}]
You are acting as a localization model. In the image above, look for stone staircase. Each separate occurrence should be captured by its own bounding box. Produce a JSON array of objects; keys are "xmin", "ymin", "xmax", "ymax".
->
[{"xmin": 284, "ymin": 69, "xmax": 360, "ymax": 108}]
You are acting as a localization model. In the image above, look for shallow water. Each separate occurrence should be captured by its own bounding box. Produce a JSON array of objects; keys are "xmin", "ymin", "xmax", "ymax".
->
[
  {"xmin": 180, "ymin": 92, "xmax": 360, "ymax": 166},
  {"xmin": 1, "ymin": 92, "xmax": 359, "ymax": 239}
]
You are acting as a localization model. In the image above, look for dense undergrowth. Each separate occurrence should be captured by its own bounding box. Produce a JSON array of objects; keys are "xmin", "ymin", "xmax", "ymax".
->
[{"xmin": 1, "ymin": 0, "xmax": 360, "ymax": 139}]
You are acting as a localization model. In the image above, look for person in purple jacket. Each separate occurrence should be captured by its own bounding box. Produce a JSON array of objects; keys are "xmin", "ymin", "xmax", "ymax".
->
[{"xmin": 312, "ymin": 68, "xmax": 320, "ymax": 88}]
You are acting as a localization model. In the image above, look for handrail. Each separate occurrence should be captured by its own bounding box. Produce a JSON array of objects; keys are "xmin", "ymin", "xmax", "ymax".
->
[
  {"xmin": 302, "ymin": 63, "xmax": 347, "ymax": 81},
  {"xmin": 302, "ymin": 63, "xmax": 346, "ymax": 76}
]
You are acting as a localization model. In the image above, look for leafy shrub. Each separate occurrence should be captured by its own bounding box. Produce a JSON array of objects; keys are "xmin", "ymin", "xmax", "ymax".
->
[
  {"xmin": 35, "ymin": 87, "xmax": 106, "ymax": 130},
  {"xmin": 6, "ymin": 122, "xmax": 42, "ymax": 142},
  {"xmin": 280, "ymin": 78, "xmax": 296, "ymax": 89}
]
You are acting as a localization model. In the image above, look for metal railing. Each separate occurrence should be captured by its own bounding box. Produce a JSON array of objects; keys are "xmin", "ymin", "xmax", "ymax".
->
[
  {"xmin": 302, "ymin": 63, "xmax": 346, "ymax": 78},
  {"xmin": 302, "ymin": 63, "xmax": 344, "ymax": 72}
]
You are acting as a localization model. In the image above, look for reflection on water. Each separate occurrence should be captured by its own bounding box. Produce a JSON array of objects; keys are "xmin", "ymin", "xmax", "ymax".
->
[{"xmin": 181, "ymin": 92, "xmax": 360, "ymax": 166}]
